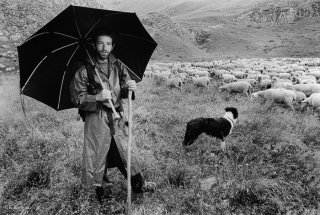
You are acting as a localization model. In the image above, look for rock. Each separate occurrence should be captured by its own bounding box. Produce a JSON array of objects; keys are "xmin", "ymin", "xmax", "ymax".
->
[
  {"xmin": 238, "ymin": 1, "xmax": 320, "ymax": 23},
  {"xmin": 141, "ymin": 12, "xmax": 194, "ymax": 42},
  {"xmin": 5, "ymin": 67, "xmax": 15, "ymax": 72},
  {"xmin": 199, "ymin": 176, "xmax": 218, "ymax": 191},
  {"xmin": 0, "ymin": 63, "xmax": 5, "ymax": 69},
  {"xmin": 10, "ymin": 34, "xmax": 22, "ymax": 41},
  {"xmin": 0, "ymin": 36, "xmax": 9, "ymax": 42},
  {"xmin": 1, "ymin": 45, "xmax": 10, "ymax": 49}
]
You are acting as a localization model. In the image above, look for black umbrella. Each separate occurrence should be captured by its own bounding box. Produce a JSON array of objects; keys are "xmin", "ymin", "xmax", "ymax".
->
[{"xmin": 18, "ymin": 4, "xmax": 157, "ymax": 111}]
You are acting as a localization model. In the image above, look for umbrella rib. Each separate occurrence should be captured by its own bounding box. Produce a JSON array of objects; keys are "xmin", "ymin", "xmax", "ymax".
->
[
  {"xmin": 74, "ymin": 16, "xmax": 82, "ymax": 38},
  {"xmin": 21, "ymin": 56, "xmax": 48, "ymax": 93},
  {"xmin": 84, "ymin": 18, "xmax": 102, "ymax": 38},
  {"xmin": 24, "ymin": 32, "xmax": 78, "ymax": 44},
  {"xmin": 57, "ymin": 45, "xmax": 80, "ymax": 110},
  {"xmin": 53, "ymin": 32, "xmax": 78, "ymax": 40},
  {"xmin": 118, "ymin": 59, "xmax": 142, "ymax": 82},
  {"xmin": 23, "ymin": 32, "xmax": 49, "ymax": 43},
  {"xmin": 119, "ymin": 33, "xmax": 157, "ymax": 45},
  {"xmin": 51, "ymin": 42, "xmax": 79, "ymax": 53}
]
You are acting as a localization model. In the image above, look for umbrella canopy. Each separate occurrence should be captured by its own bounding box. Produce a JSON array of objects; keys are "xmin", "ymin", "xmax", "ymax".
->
[{"xmin": 18, "ymin": 5, "xmax": 157, "ymax": 111}]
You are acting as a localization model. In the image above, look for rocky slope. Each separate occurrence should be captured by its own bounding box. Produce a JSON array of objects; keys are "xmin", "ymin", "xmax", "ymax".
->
[{"xmin": 238, "ymin": 0, "xmax": 320, "ymax": 23}]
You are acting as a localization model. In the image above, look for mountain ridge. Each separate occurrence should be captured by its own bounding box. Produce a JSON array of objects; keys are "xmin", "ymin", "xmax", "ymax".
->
[{"xmin": 1, "ymin": 0, "xmax": 320, "ymax": 61}]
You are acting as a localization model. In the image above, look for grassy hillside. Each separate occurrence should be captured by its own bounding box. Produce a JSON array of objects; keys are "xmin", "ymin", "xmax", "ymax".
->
[{"xmin": 1, "ymin": 71, "xmax": 320, "ymax": 214}]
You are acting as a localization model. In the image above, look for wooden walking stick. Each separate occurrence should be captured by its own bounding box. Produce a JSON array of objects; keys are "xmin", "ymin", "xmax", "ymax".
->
[{"xmin": 127, "ymin": 90, "xmax": 133, "ymax": 215}]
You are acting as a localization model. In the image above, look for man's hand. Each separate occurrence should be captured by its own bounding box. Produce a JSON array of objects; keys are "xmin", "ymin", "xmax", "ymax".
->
[
  {"xmin": 96, "ymin": 89, "xmax": 112, "ymax": 101},
  {"xmin": 126, "ymin": 80, "xmax": 136, "ymax": 91}
]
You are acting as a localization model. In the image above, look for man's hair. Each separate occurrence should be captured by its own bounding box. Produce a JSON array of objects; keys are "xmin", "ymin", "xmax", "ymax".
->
[{"xmin": 92, "ymin": 29, "xmax": 117, "ymax": 44}]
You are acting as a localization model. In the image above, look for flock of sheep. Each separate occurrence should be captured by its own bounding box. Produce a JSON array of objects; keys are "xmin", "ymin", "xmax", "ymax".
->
[{"xmin": 144, "ymin": 58, "xmax": 320, "ymax": 114}]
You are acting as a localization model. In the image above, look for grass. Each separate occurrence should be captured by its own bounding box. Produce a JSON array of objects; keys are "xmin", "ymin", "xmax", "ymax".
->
[{"xmin": 1, "ymin": 72, "xmax": 320, "ymax": 214}]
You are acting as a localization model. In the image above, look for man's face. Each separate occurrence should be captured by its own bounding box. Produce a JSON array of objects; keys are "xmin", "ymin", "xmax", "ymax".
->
[{"xmin": 95, "ymin": 35, "xmax": 114, "ymax": 60}]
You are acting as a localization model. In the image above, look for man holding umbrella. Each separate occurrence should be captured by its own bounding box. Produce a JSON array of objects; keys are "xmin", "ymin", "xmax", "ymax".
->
[{"xmin": 69, "ymin": 29, "xmax": 154, "ymax": 202}]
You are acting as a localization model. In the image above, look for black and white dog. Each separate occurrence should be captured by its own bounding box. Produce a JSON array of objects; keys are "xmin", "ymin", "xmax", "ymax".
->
[{"xmin": 182, "ymin": 107, "xmax": 238, "ymax": 151}]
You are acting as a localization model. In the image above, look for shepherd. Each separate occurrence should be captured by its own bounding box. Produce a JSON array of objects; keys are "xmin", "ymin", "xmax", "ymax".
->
[{"xmin": 69, "ymin": 29, "xmax": 155, "ymax": 203}]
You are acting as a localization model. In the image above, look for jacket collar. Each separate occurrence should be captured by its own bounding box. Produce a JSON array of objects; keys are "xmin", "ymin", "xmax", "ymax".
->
[{"xmin": 108, "ymin": 53, "xmax": 118, "ymax": 64}]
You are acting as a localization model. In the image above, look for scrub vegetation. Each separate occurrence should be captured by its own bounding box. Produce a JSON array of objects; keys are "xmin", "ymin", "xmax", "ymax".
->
[{"xmin": 1, "ymin": 73, "xmax": 320, "ymax": 214}]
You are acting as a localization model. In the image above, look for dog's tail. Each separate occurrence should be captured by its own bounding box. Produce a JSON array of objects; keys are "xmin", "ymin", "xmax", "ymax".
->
[{"xmin": 183, "ymin": 117, "xmax": 206, "ymax": 146}]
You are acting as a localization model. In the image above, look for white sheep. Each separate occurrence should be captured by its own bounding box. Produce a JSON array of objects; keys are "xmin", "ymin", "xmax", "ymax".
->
[
  {"xmin": 219, "ymin": 81, "xmax": 252, "ymax": 97},
  {"xmin": 176, "ymin": 72, "xmax": 188, "ymax": 83},
  {"xmin": 278, "ymin": 72, "xmax": 291, "ymax": 80},
  {"xmin": 306, "ymin": 70, "xmax": 320, "ymax": 79},
  {"xmin": 212, "ymin": 69, "xmax": 229, "ymax": 79},
  {"xmin": 251, "ymin": 88, "xmax": 296, "ymax": 110},
  {"xmin": 301, "ymin": 92, "xmax": 320, "ymax": 114},
  {"xmin": 294, "ymin": 75, "xmax": 317, "ymax": 84},
  {"xmin": 257, "ymin": 74, "xmax": 271, "ymax": 80},
  {"xmin": 221, "ymin": 74, "xmax": 236, "ymax": 83},
  {"xmin": 144, "ymin": 70, "xmax": 154, "ymax": 78},
  {"xmin": 293, "ymin": 90, "xmax": 307, "ymax": 104},
  {"xmin": 291, "ymin": 65, "xmax": 307, "ymax": 72},
  {"xmin": 257, "ymin": 77, "xmax": 272, "ymax": 90},
  {"xmin": 192, "ymin": 70, "xmax": 210, "ymax": 77},
  {"xmin": 271, "ymin": 78, "xmax": 294, "ymax": 90},
  {"xmin": 292, "ymin": 84, "xmax": 320, "ymax": 97},
  {"xmin": 297, "ymin": 78, "xmax": 317, "ymax": 84},
  {"xmin": 291, "ymin": 70, "xmax": 305, "ymax": 77},
  {"xmin": 167, "ymin": 77, "xmax": 183, "ymax": 92},
  {"xmin": 231, "ymin": 71, "xmax": 247, "ymax": 79},
  {"xmin": 192, "ymin": 76, "xmax": 211, "ymax": 91},
  {"xmin": 237, "ymin": 78, "xmax": 257, "ymax": 86}
]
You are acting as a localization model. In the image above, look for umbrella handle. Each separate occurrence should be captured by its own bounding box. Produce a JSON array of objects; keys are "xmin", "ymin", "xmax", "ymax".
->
[{"xmin": 127, "ymin": 90, "xmax": 133, "ymax": 215}]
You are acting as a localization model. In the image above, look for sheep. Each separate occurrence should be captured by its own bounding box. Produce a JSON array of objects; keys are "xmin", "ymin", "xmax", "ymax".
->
[
  {"xmin": 301, "ymin": 92, "xmax": 320, "ymax": 114},
  {"xmin": 291, "ymin": 70, "xmax": 305, "ymax": 77},
  {"xmin": 231, "ymin": 71, "xmax": 247, "ymax": 79},
  {"xmin": 192, "ymin": 76, "xmax": 211, "ymax": 91},
  {"xmin": 219, "ymin": 81, "xmax": 252, "ymax": 97},
  {"xmin": 293, "ymin": 90, "xmax": 307, "ymax": 104},
  {"xmin": 154, "ymin": 71, "xmax": 172, "ymax": 85},
  {"xmin": 291, "ymin": 65, "xmax": 307, "ymax": 72},
  {"xmin": 292, "ymin": 84, "xmax": 320, "ymax": 97},
  {"xmin": 306, "ymin": 70, "xmax": 320, "ymax": 79},
  {"xmin": 237, "ymin": 78, "xmax": 257, "ymax": 86},
  {"xmin": 271, "ymin": 78, "xmax": 294, "ymax": 90},
  {"xmin": 221, "ymin": 74, "xmax": 236, "ymax": 83},
  {"xmin": 297, "ymin": 78, "xmax": 317, "ymax": 84},
  {"xmin": 167, "ymin": 77, "xmax": 183, "ymax": 92},
  {"xmin": 212, "ymin": 69, "xmax": 229, "ymax": 79},
  {"xmin": 144, "ymin": 70, "xmax": 154, "ymax": 78},
  {"xmin": 278, "ymin": 72, "xmax": 291, "ymax": 80},
  {"xmin": 257, "ymin": 77, "xmax": 272, "ymax": 90},
  {"xmin": 257, "ymin": 74, "xmax": 271, "ymax": 80},
  {"xmin": 176, "ymin": 72, "xmax": 188, "ymax": 83},
  {"xmin": 192, "ymin": 70, "xmax": 209, "ymax": 77},
  {"xmin": 251, "ymin": 88, "xmax": 296, "ymax": 110},
  {"xmin": 294, "ymin": 75, "xmax": 317, "ymax": 84}
]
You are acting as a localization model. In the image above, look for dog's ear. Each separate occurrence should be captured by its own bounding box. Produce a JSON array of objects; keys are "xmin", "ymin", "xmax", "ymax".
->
[{"xmin": 225, "ymin": 107, "xmax": 238, "ymax": 119}]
